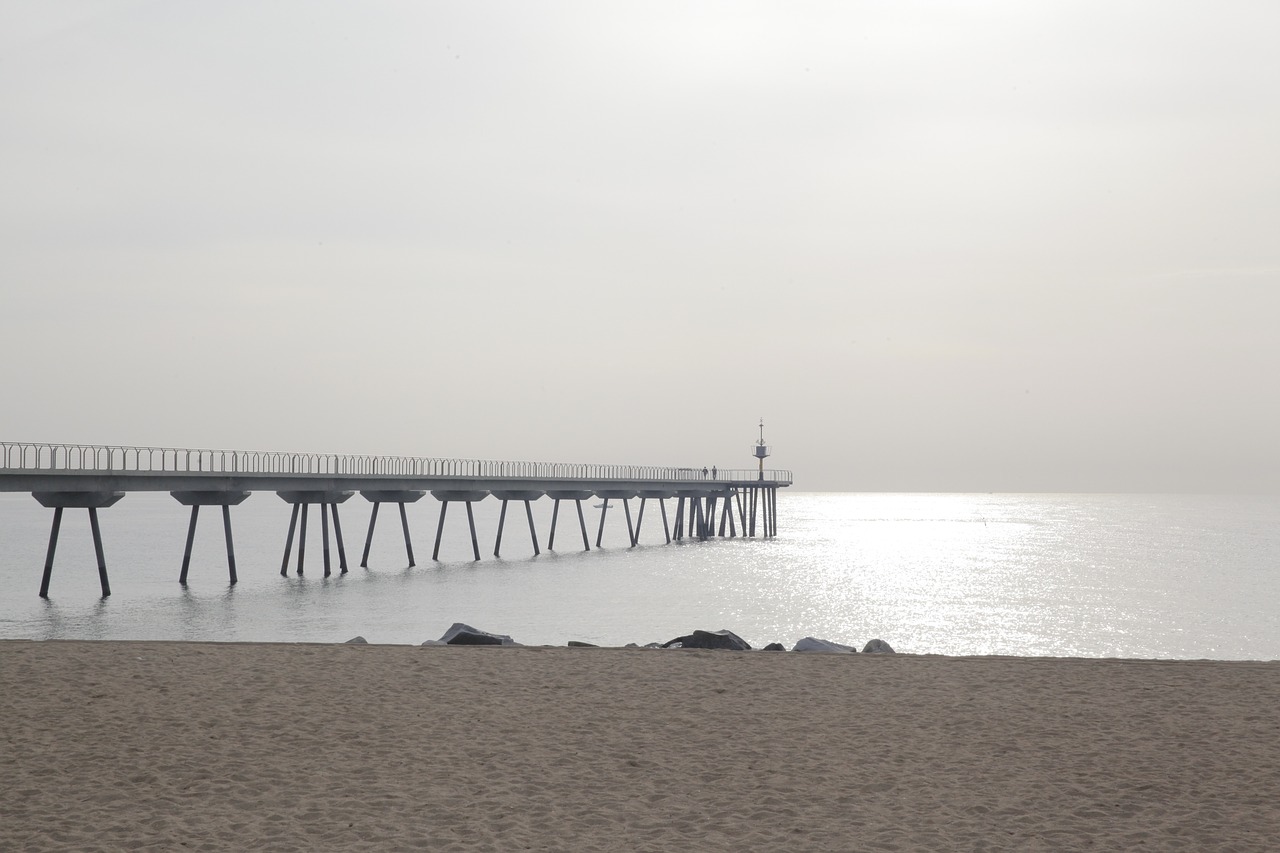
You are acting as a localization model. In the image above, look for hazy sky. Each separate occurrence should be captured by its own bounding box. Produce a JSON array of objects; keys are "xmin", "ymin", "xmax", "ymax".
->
[{"xmin": 3, "ymin": 1, "xmax": 1278, "ymax": 492}]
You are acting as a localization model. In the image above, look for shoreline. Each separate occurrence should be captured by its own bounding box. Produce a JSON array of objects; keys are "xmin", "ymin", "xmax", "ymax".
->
[{"xmin": 5, "ymin": 640, "xmax": 1280, "ymax": 850}]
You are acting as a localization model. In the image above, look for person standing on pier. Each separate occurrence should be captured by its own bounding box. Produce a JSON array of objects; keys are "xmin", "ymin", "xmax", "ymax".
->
[
  {"xmin": 712, "ymin": 466, "xmax": 717, "ymax": 479},
  {"xmin": 702, "ymin": 467, "xmax": 708, "ymax": 478}
]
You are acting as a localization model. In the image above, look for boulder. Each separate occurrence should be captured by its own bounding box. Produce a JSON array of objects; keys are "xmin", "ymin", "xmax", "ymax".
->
[
  {"xmin": 762, "ymin": 642, "xmax": 786, "ymax": 651},
  {"xmin": 862, "ymin": 639, "xmax": 895, "ymax": 654},
  {"xmin": 345, "ymin": 636, "xmax": 368, "ymax": 644},
  {"xmin": 661, "ymin": 629, "xmax": 752, "ymax": 651},
  {"xmin": 567, "ymin": 640, "xmax": 599, "ymax": 648},
  {"xmin": 792, "ymin": 636, "xmax": 856, "ymax": 654},
  {"xmin": 438, "ymin": 622, "xmax": 518, "ymax": 646}
]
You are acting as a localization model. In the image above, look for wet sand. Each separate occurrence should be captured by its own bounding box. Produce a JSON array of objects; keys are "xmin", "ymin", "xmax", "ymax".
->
[{"xmin": 3, "ymin": 640, "xmax": 1279, "ymax": 851}]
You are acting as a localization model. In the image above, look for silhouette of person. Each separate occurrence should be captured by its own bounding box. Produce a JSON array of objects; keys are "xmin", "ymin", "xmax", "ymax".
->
[
  {"xmin": 712, "ymin": 466, "xmax": 717, "ymax": 479},
  {"xmin": 702, "ymin": 466, "xmax": 708, "ymax": 478}
]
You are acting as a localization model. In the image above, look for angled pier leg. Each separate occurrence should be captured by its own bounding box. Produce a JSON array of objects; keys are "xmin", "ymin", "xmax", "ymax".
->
[
  {"xmin": 171, "ymin": 492, "xmax": 249, "ymax": 586},
  {"xmin": 32, "ymin": 492, "xmax": 124, "ymax": 598},
  {"xmin": 180, "ymin": 505, "xmax": 200, "ymax": 585},
  {"xmin": 89, "ymin": 508, "xmax": 110, "ymax": 597},
  {"xmin": 395, "ymin": 502, "xmax": 412, "ymax": 568},
  {"xmin": 623, "ymin": 498, "xmax": 635, "ymax": 547},
  {"xmin": 321, "ymin": 502, "xmax": 332, "ymax": 577},
  {"xmin": 433, "ymin": 501, "xmax": 449, "ymax": 561},
  {"xmin": 688, "ymin": 498, "xmax": 697, "ymax": 538},
  {"xmin": 762, "ymin": 481, "xmax": 773, "ymax": 535},
  {"xmin": 575, "ymin": 500, "xmax": 590, "ymax": 551},
  {"xmin": 727, "ymin": 492, "xmax": 737, "ymax": 538},
  {"xmin": 548, "ymin": 499, "xmax": 561, "ymax": 550},
  {"xmin": 696, "ymin": 498, "xmax": 708, "ymax": 541},
  {"xmin": 673, "ymin": 497, "xmax": 684, "ymax": 541},
  {"xmin": 391, "ymin": 499, "xmax": 412, "ymax": 563},
  {"xmin": 39, "ymin": 506, "xmax": 64, "ymax": 598},
  {"xmin": 718, "ymin": 496, "xmax": 729, "ymax": 537},
  {"xmin": 282, "ymin": 503, "xmax": 300, "ymax": 576},
  {"xmin": 659, "ymin": 498, "xmax": 671, "ymax": 543},
  {"xmin": 361, "ymin": 502, "xmax": 380, "ymax": 568},
  {"xmin": 466, "ymin": 501, "xmax": 480, "ymax": 561},
  {"xmin": 596, "ymin": 499, "xmax": 609, "ymax": 548},
  {"xmin": 331, "ymin": 503, "xmax": 348, "ymax": 572},
  {"xmin": 494, "ymin": 500, "xmax": 509, "ymax": 557},
  {"xmin": 428, "ymin": 491, "xmax": 487, "ymax": 561},
  {"xmin": 297, "ymin": 504, "xmax": 309, "ymax": 575},
  {"xmin": 524, "ymin": 500, "xmax": 540, "ymax": 555},
  {"xmin": 736, "ymin": 489, "xmax": 747, "ymax": 534},
  {"xmin": 708, "ymin": 496, "xmax": 718, "ymax": 537},
  {"xmin": 356, "ymin": 491, "xmax": 420, "ymax": 568},
  {"xmin": 222, "ymin": 504, "xmax": 238, "ymax": 584},
  {"xmin": 631, "ymin": 498, "xmax": 644, "ymax": 547}
]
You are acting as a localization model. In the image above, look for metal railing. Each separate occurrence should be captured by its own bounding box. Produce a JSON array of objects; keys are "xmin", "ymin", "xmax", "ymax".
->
[{"xmin": 0, "ymin": 441, "xmax": 793, "ymax": 484}]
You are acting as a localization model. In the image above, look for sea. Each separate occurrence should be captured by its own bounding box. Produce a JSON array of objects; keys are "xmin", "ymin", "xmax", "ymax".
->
[{"xmin": 1, "ymin": 491, "xmax": 1278, "ymax": 660}]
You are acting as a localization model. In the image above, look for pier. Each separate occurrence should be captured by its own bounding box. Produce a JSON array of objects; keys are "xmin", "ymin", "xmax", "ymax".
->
[{"xmin": 1, "ymin": 442, "xmax": 792, "ymax": 597}]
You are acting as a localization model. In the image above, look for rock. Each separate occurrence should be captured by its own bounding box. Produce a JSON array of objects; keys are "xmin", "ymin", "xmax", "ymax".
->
[
  {"xmin": 762, "ymin": 642, "xmax": 786, "ymax": 651},
  {"xmin": 792, "ymin": 636, "xmax": 856, "ymax": 653},
  {"xmin": 862, "ymin": 639, "xmax": 895, "ymax": 654},
  {"xmin": 438, "ymin": 622, "xmax": 518, "ymax": 646},
  {"xmin": 345, "ymin": 636, "xmax": 368, "ymax": 644},
  {"xmin": 624, "ymin": 643, "xmax": 640, "ymax": 648},
  {"xmin": 661, "ymin": 629, "xmax": 752, "ymax": 651},
  {"xmin": 567, "ymin": 640, "xmax": 598, "ymax": 648}
]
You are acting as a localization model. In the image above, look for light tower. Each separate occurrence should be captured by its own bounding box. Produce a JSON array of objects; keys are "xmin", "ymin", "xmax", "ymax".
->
[{"xmin": 753, "ymin": 418, "xmax": 770, "ymax": 481}]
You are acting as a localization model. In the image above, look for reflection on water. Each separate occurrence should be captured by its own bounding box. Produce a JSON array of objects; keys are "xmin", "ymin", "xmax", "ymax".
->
[{"xmin": 2, "ymin": 491, "xmax": 1279, "ymax": 658}]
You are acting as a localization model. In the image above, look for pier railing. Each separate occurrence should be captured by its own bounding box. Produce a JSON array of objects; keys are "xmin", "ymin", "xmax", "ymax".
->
[{"xmin": 0, "ymin": 441, "xmax": 792, "ymax": 484}]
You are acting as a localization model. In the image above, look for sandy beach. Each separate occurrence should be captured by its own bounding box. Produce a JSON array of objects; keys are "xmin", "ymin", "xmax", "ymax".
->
[{"xmin": 3, "ymin": 640, "xmax": 1279, "ymax": 851}]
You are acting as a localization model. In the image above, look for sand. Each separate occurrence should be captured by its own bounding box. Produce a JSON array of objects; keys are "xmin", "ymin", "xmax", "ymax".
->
[{"xmin": 3, "ymin": 640, "xmax": 1279, "ymax": 851}]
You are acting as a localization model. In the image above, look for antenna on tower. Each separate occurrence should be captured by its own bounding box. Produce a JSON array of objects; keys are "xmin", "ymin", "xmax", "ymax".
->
[{"xmin": 752, "ymin": 418, "xmax": 771, "ymax": 480}]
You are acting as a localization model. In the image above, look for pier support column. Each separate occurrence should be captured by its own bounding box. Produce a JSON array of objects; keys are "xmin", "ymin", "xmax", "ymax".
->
[
  {"xmin": 171, "ymin": 491, "xmax": 251, "ymax": 585},
  {"xmin": 32, "ymin": 491, "xmax": 124, "ymax": 598},
  {"xmin": 673, "ymin": 490, "xmax": 713, "ymax": 544},
  {"xmin": 593, "ymin": 490, "xmax": 638, "ymax": 548},
  {"xmin": 633, "ymin": 490, "xmax": 674, "ymax": 548},
  {"xmin": 430, "ymin": 490, "xmax": 490, "ymax": 561},
  {"xmin": 546, "ymin": 491, "xmax": 592, "ymax": 552},
  {"xmin": 277, "ymin": 491, "xmax": 353, "ymax": 577},
  {"xmin": 633, "ymin": 498, "xmax": 646, "ymax": 547},
  {"xmin": 494, "ymin": 500, "xmax": 509, "ymax": 557},
  {"xmin": 359, "ymin": 490, "xmax": 426, "ymax": 568},
  {"xmin": 491, "ymin": 490, "xmax": 544, "ymax": 558},
  {"xmin": 548, "ymin": 500, "xmax": 561, "ymax": 549},
  {"xmin": 576, "ymin": 500, "xmax": 590, "ymax": 550},
  {"xmin": 595, "ymin": 499, "xmax": 609, "ymax": 547},
  {"xmin": 524, "ymin": 500, "xmax": 540, "ymax": 555}
]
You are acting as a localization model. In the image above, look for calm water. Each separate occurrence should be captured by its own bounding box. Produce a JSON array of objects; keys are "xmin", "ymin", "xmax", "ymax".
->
[{"xmin": 1, "ymin": 491, "xmax": 1277, "ymax": 659}]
